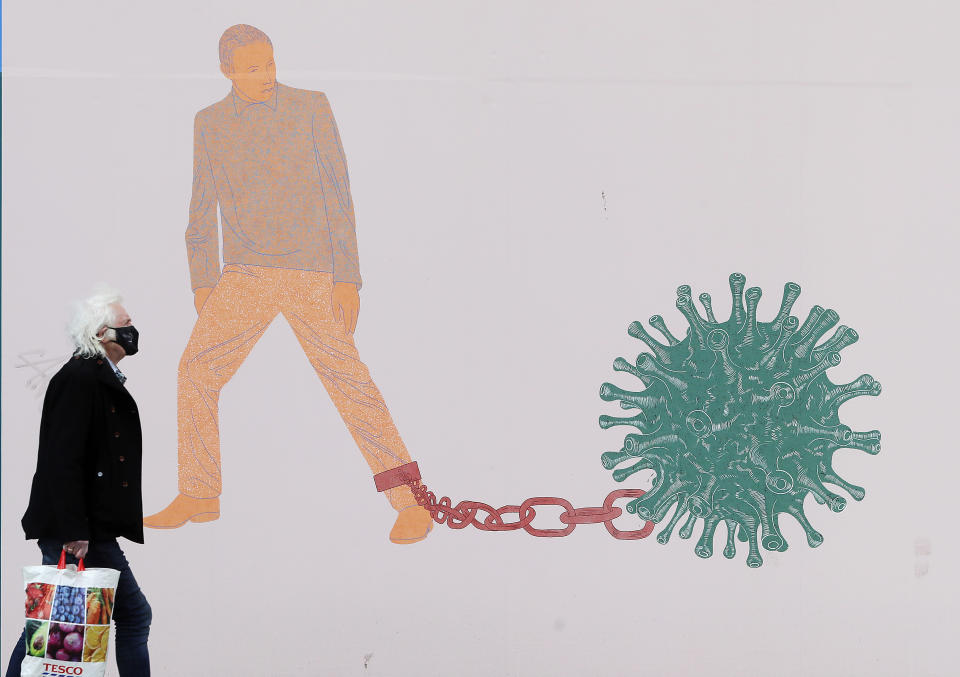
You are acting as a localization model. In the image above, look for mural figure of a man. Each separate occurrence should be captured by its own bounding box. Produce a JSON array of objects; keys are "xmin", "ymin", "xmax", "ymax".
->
[{"xmin": 144, "ymin": 24, "xmax": 433, "ymax": 543}]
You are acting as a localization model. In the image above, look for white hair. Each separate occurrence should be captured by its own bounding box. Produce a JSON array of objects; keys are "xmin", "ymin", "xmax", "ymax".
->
[{"xmin": 68, "ymin": 285, "xmax": 123, "ymax": 357}]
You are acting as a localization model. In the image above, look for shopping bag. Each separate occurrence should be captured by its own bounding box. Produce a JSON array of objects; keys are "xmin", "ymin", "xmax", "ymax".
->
[{"xmin": 19, "ymin": 550, "xmax": 121, "ymax": 677}]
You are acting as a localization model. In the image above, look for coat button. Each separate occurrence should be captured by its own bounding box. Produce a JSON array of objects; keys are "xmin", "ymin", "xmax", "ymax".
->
[
  {"xmin": 118, "ymin": 456, "xmax": 125, "ymax": 462},
  {"xmin": 114, "ymin": 431, "xmax": 120, "ymax": 438},
  {"xmin": 111, "ymin": 406, "xmax": 116, "ymax": 413},
  {"xmin": 121, "ymin": 481, "xmax": 129, "ymax": 488},
  {"xmin": 97, "ymin": 360, "xmax": 103, "ymax": 365}
]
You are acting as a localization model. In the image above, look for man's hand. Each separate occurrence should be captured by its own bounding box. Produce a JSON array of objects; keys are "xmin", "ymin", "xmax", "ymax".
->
[
  {"xmin": 63, "ymin": 540, "xmax": 89, "ymax": 560},
  {"xmin": 332, "ymin": 282, "xmax": 360, "ymax": 334},
  {"xmin": 194, "ymin": 287, "xmax": 214, "ymax": 315}
]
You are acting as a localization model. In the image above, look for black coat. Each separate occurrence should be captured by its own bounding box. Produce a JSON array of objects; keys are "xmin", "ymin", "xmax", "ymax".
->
[{"xmin": 21, "ymin": 354, "xmax": 144, "ymax": 544}]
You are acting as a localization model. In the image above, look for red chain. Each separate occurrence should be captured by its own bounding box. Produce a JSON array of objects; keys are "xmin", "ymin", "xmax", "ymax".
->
[{"xmin": 375, "ymin": 462, "xmax": 655, "ymax": 540}]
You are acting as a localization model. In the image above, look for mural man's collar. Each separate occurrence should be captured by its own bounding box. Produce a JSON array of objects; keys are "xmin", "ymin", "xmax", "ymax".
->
[{"xmin": 231, "ymin": 85, "xmax": 279, "ymax": 117}]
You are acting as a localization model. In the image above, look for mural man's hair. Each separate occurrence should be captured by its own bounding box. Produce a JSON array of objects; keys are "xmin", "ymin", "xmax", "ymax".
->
[
  {"xmin": 68, "ymin": 284, "xmax": 123, "ymax": 358},
  {"xmin": 219, "ymin": 24, "xmax": 272, "ymax": 71}
]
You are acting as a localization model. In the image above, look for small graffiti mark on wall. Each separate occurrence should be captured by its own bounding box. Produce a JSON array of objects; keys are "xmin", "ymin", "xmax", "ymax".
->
[
  {"xmin": 915, "ymin": 537, "xmax": 931, "ymax": 578},
  {"xmin": 14, "ymin": 350, "xmax": 68, "ymax": 408}
]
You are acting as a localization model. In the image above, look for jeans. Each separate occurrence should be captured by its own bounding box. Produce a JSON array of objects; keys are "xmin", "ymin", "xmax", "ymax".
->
[{"xmin": 5, "ymin": 538, "xmax": 151, "ymax": 677}]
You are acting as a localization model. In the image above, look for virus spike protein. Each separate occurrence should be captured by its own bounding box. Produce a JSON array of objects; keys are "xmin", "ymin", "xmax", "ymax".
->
[{"xmin": 598, "ymin": 273, "xmax": 881, "ymax": 568}]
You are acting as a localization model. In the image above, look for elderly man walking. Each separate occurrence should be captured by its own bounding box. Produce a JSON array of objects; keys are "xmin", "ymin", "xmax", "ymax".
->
[
  {"xmin": 143, "ymin": 24, "xmax": 432, "ymax": 543},
  {"xmin": 6, "ymin": 287, "xmax": 152, "ymax": 677}
]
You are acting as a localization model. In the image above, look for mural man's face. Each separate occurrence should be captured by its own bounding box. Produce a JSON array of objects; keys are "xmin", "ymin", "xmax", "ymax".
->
[{"xmin": 222, "ymin": 41, "xmax": 276, "ymax": 103}]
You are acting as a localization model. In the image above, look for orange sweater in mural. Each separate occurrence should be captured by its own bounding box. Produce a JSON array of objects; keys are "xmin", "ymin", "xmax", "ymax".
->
[{"xmin": 186, "ymin": 83, "xmax": 362, "ymax": 291}]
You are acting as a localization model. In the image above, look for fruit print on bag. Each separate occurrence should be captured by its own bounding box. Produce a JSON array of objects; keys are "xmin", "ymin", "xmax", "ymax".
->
[
  {"xmin": 82, "ymin": 625, "xmax": 110, "ymax": 663},
  {"xmin": 51, "ymin": 586, "xmax": 86, "ymax": 624},
  {"xmin": 24, "ymin": 620, "xmax": 49, "ymax": 658},
  {"xmin": 24, "ymin": 583, "xmax": 55, "ymax": 620}
]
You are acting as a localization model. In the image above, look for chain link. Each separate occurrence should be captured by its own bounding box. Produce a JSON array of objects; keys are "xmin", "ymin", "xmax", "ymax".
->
[{"xmin": 378, "ymin": 462, "xmax": 655, "ymax": 540}]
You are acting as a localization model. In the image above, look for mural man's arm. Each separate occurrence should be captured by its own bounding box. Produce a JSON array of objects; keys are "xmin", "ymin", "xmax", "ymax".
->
[
  {"xmin": 312, "ymin": 92, "xmax": 362, "ymax": 334},
  {"xmin": 185, "ymin": 113, "xmax": 220, "ymax": 314}
]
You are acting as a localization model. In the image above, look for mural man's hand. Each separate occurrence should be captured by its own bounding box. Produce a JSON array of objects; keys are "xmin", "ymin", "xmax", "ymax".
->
[
  {"xmin": 332, "ymin": 282, "xmax": 360, "ymax": 334},
  {"xmin": 194, "ymin": 287, "xmax": 213, "ymax": 315}
]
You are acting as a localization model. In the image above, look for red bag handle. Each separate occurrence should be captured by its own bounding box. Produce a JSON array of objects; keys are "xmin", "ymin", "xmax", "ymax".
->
[{"xmin": 57, "ymin": 549, "xmax": 85, "ymax": 571}]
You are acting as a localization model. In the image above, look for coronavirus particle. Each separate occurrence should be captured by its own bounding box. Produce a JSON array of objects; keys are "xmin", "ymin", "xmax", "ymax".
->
[{"xmin": 599, "ymin": 273, "xmax": 881, "ymax": 567}]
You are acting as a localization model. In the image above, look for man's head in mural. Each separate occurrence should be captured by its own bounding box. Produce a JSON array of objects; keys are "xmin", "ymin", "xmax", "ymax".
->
[{"xmin": 219, "ymin": 24, "xmax": 276, "ymax": 103}]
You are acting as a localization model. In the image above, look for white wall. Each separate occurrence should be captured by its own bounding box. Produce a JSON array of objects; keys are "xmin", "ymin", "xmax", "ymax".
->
[{"xmin": 2, "ymin": 2, "xmax": 956, "ymax": 675}]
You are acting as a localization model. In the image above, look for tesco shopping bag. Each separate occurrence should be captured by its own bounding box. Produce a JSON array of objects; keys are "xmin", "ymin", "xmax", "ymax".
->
[{"xmin": 19, "ymin": 550, "xmax": 120, "ymax": 677}]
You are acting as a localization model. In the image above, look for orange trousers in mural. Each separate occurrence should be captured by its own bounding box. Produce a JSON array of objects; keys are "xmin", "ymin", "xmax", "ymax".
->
[{"xmin": 177, "ymin": 263, "xmax": 414, "ymax": 509}]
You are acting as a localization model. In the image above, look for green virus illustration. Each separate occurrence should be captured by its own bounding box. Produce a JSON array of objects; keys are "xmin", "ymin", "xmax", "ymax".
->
[{"xmin": 599, "ymin": 273, "xmax": 882, "ymax": 567}]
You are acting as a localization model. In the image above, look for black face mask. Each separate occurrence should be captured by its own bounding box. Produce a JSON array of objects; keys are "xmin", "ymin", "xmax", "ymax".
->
[{"xmin": 108, "ymin": 325, "xmax": 139, "ymax": 356}]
